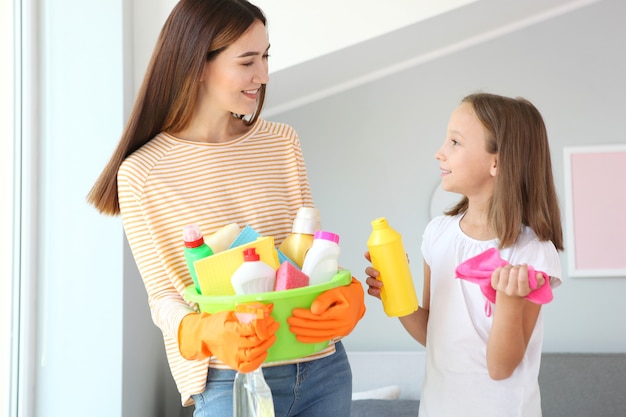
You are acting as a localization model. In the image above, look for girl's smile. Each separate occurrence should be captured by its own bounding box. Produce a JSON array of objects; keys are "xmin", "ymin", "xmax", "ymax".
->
[{"xmin": 435, "ymin": 102, "xmax": 497, "ymax": 199}]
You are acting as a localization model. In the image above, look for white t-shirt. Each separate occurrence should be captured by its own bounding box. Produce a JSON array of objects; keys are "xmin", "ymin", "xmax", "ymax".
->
[{"xmin": 419, "ymin": 214, "xmax": 561, "ymax": 417}]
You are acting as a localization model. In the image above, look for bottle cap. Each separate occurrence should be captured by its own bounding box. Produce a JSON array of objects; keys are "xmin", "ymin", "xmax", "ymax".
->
[
  {"xmin": 314, "ymin": 230, "xmax": 339, "ymax": 244},
  {"xmin": 371, "ymin": 217, "xmax": 389, "ymax": 230},
  {"xmin": 242, "ymin": 247, "xmax": 260, "ymax": 262},
  {"xmin": 183, "ymin": 224, "xmax": 205, "ymax": 248},
  {"xmin": 292, "ymin": 207, "xmax": 321, "ymax": 234}
]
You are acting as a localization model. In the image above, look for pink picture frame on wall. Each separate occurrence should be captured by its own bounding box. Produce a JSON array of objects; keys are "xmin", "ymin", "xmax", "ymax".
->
[{"xmin": 563, "ymin": 144, "xmax": 626, "ymax": 277}]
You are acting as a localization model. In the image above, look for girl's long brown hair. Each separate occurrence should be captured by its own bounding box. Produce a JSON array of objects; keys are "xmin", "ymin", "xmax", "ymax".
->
[
  {"xmin": 446, "ymin": 93, "xmax": 564, "ymax": 250},
  {"xmin": 87, "ymin": 0, "xmax": 266, "ymax": 215}
]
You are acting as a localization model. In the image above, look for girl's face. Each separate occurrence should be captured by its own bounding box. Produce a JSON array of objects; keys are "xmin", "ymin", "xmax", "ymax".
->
[
  {"xmin": 435, "ymin": 102, "xmax": 497, "ymax": 199},
  {"xmin": 199, "ymin": 20, "xmax": 270, "ymax": 117}
]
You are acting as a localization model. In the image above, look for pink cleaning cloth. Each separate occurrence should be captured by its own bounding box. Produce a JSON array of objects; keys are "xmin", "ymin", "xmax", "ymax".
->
[{"xmin": 455, "ymin": 247, "xmax": 553, "ymax": 305}]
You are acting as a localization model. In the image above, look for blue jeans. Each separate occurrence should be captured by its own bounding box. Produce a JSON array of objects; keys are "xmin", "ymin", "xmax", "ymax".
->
[{"xmin": 192, "ymin": 341, "xmax": 352, "ymax": 417}]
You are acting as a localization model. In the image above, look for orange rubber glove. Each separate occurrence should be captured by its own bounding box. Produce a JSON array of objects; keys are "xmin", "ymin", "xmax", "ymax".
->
[
  {"xmin": 287, "ymin": 277, "xmax": 366, "ymax": 343},
  {"xmin": 178, "ymin": 304, "xmax": 279, "ymax": 373}
]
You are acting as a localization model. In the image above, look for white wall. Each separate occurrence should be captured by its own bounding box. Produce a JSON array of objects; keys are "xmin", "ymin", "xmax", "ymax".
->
[
  {"xmin": 131, "ymin": 0, "xmax": 479, "ymax": 76},
  {"xmin": 35, "ymin": 1, "xmax": 124, "ymax": 416},
  {"xmin": 253, "ymin": 0, "xmax": 478, "ymax": 72},
  {"xmin": 268, "ymin": 0, "xmax": 626, "ymax": 353}
]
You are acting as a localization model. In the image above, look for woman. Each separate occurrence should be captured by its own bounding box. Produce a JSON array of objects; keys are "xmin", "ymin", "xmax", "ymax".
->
[{"xmin": 88, "ymin": 0, "xmax": 365, "ymax": 415}]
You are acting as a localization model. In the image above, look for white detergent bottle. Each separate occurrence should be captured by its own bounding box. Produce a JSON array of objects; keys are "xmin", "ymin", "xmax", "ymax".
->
[
  {"xmin": 231, "ymin": 247, "xmax": 276, "ymax": 295},
  {"xmin": 301, "ymin": 231, "xmax": 341, "ymax": 286},
  {"xmin": 278, "ymin": 207, "xmax": 321, "ymax": 268}
]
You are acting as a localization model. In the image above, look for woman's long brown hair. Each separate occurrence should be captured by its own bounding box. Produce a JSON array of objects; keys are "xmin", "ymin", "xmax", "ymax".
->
[
  {"xmin": 87, "ymin": 0, "xmax": 266, "ymax": 215},
  {"xmin": 445, "ymin": 93, "xmax": 564, "ymax": 250}
]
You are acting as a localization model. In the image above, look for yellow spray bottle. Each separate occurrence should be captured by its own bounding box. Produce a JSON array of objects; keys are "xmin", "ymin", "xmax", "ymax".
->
[{"xmin": 367, "ymin": 217, "xmax": 418, "ymax": 317}]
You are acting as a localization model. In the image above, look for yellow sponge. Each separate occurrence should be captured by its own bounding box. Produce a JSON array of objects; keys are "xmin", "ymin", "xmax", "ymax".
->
[{"xmin": 194, "ymin": 236, "xmax": 279, "ymax": 295}]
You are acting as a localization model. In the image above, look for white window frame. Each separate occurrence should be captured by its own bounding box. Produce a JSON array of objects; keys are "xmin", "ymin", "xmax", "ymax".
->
[
  {"xmin": 0, "ymin": 0, "xmax": 18, "ymax": 414},
  {"xmin": 1, "ymin": 1, "xmax": 38, "ymax": 416}
]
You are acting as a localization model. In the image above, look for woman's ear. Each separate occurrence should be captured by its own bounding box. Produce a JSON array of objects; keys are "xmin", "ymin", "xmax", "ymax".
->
[{"xmin": 199, "ymin": 62, "xmax": 209, "ymax": 83}]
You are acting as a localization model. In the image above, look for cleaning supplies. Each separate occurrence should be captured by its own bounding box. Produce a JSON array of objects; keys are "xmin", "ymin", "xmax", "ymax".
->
[
  {"xmin": 301, "ymin": 231, "xmax": 340, "ymax": 286},
  {"xmin": 278, "ymin": 207, "xmax": 321, "ymax": 268},
  {"xmin": 367, "ymin": 217, "xmax": 418, "ymax": 317},
  {"xmin": 229, "ymin": 224, "xmax": 295, "ymax": 268},
  {"xmin": 233, "ymin": 364, "xmax": 275, "ymax": 417},
  {"xmin": 194, "ymin": 236, "xmax": 278, "ymax": 296},
  {"xmin": 182, "ymin": 224, "xmax": 214, "ymax": 292},
  {"xmin": 183, "ymin": 269, "xmax": 353, "ymax": 363},
  {"xmin": 233, "ymin": 303, "xmax": 275, "ymax": 417},
  {"xmin": 229, "ymin": 224, "xmax": 261, "ymax": 249},
  {"xmin": 274, "ymin": 261, "xmax": 309, "ymax": 291},
  {"xmin": 231, "ymin": 247, "xmax": 276, "ymax": 295},
  {"xmin": 230, "ymin": 254, "xmax": 278, "ymax": 416},
  {"xmin": 205, "ymin": 222, "xmax": 241, "ymax": 253}
]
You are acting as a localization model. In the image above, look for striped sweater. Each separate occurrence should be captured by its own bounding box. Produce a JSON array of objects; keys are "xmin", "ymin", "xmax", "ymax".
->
[{"xmin": 117, "ymin": 119, "xmax": 335, "ymax": 406}]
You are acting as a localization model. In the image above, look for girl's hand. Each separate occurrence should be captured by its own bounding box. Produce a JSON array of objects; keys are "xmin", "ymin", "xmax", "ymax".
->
[
  {"xmin": 364, "ymin": 251, "xmax": 383, "ymax": 299},
  {"xmin": 491, "ymin": 264, "xmax": 546, "ymax": 299}
]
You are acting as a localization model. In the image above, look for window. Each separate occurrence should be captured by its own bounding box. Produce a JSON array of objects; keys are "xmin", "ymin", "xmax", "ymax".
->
[
  {"xmin": 0, "ymin": 0, "xmax": 17, "ymax": 415},
  {"xmin": 2, "ymin": 1, "xmax": 38, "ymax": 416}
]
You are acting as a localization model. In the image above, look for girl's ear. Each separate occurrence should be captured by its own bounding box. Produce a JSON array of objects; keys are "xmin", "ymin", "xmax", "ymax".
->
[{"xmin": 490, "ymin": 155, "xmax": 498, "ymax": 177}]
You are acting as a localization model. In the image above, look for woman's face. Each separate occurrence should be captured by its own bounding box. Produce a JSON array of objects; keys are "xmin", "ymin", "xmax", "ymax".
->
[
  {"xmin": 199, "ymin": 20, "xmax": 270, "ymax": 117},
  {"xmin": 435, "ymin": 102, "xmax": 497, "ymax": 198}
]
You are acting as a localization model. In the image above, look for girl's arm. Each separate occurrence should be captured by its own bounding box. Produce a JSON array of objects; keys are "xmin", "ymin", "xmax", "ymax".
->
[
  {"xmin": 398, "ymin": 261, "xmax": 430, "ymax": 346},
  {"xmin": 486, "ymin": 265, "xmax": 544, "ymax": 380},
  {"xmin": 364, "ymin": 256, "xmax": 430, "ymax": 346}
]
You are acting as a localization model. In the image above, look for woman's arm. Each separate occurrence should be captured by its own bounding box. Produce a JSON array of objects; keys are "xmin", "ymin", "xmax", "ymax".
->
[{"xmin": 118, "ymin": 163, "xmax": 194, "ymax": 340}]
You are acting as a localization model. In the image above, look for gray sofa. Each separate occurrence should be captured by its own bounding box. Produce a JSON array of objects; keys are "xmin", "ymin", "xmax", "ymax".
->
[{"xmin": 351, "ymin": 353, "xmax": 626, "ymax": 417}]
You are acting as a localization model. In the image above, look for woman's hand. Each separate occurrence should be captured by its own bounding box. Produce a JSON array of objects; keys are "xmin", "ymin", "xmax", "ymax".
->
[
  {"xmin": 287, "ymin": 277, "xmax": 366, "ymax": 343},
  {"xmin": 178, "ymin": 308, "xmax": 278, "ymax": 372}
]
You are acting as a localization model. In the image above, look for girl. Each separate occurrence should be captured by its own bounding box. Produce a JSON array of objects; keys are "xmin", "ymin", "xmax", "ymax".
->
[
  {"xmin": 365, "ymin": 93, "xmax": 563, "ymax": 417},
  {"xmin": 88, "ymin": 0, "xmax": 364, "ymax": 415}
]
